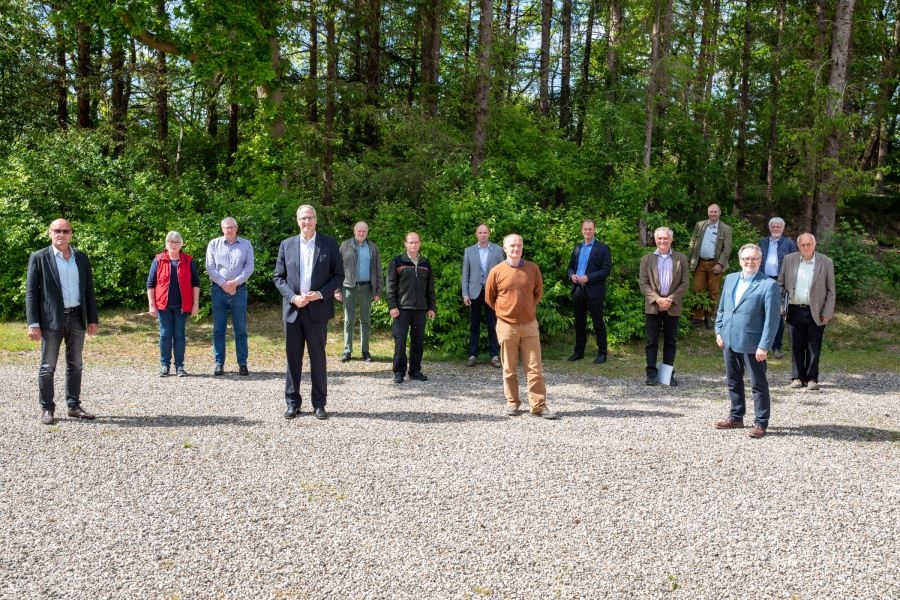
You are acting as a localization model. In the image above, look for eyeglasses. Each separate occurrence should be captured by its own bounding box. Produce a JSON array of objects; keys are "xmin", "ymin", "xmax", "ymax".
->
[
  {"xmin": 50, "ymin": 229, "xmax": 71, "ymax": 234},
  {"xmin": 739, "ymin": 256, "xmax": 761, "ymax": 262}
]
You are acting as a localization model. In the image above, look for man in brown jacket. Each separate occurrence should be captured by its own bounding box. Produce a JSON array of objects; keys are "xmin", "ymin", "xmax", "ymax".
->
[
  {"xmin": 777, "ymin": 233, "xmax": 836, "ymax": 391},
  {"xmin": 485, "ymin": 234, "xmax": 556, "ymax": 419},
  {"xmin": 688, "ymin": 204, "xmax": 733, "ymax": 327},
  {"xmin": 639, "ymin": 227, "xmax": 690, "ymax": 386}
]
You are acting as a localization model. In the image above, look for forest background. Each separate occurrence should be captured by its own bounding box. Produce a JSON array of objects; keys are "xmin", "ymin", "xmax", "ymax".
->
[{"xmin": 1, "ymin": 0, "xmax": 898, "ymax": 356}]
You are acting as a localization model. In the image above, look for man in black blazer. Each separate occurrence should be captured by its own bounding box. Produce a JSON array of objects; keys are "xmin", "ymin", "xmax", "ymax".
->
[
  {"xmin": 26, "ymin": 218, "xmax": 99, "ymax": 425},
  {"xmin": 566, "ymin": 219, "xmax": 612, "ymax": 363},
  {"xmin": 274, "ymin": 205, "xmax": 344, "ymax": 420}
]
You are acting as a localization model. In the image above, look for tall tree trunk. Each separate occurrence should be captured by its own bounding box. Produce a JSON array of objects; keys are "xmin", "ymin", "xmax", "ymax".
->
[
  {"xmin": 814, "ymin": 0, "xmax": 857, "ymax": 238},
  {"xmin": 110, "ymin": 36, "xmax": 128, "ymax": 156},
  {"xmin": 364, "ymin": 0, "xmax": 380, "ymax": 145},
  {"xmin": 539, "ymin": 0, "xmax": 552, "ymax": 117},
  {"xmin": 875, "ymin": 10, "xmax": 900, "ymax": 193},
  {"xmin": 559, "ymin": 0, "xmax": 572, "ymax": 131},
  {"xmin": 75, "ymin": 21, "xmax": 91, "ymax": 129},
  {"xmin": 156, "ymin": 47, "xmax": 169, "ymax": 176},
  {"xmin": 798, "ymin": 0, "xmax": 832, "ymax": 233},
  {"xmin": 409, "ymin": 29, "xmax": 419, "ymax": 106},
  {"xmin": 420, "ymin": 0, "xmax": 442, "ymax": 116},
  {"xmin": 323, "ymin": 8, "xmax": 337, "ymax": 206},
  {"xmin": 53, "ymin": 4, "xmax": 68, "ymax": 129},
  {"xmin": 465, "ymin": 0, "xmax": 473, "ymax": 68},
  {"xmin": 698, "ymin": 0, "xmax": 719, "ymax": 143},
  {"xmin": 174, "ymin": 118, "xmax": 184, "ymax": 177},
  {"xmin": 733, "ymin": 0, "xmax": 752, "ymax": 216},
  {"xmin": 765, "ymin": 0, "xmax": 786, "ymax": 219},
  {"xmin": 309, "ymin": 0, "xmax": 319, "ymax": 123},
  {"xmin": 227, "ymin": 81, "xmax": 239, "ymax": 169},
  {"xmin": 472, "ymin": 0, "xmax": 494, "ymax": 172},
  {"xmin": 606, "ymin": 0, "xmax": 622, "ymax": 104},
  {"xmin": 257, "ymin": 32, "xmax": 285, "ymax": 140},
  {"xmin": 204, "ymin": 82, "xmax": 219, "ymax": 137},
  {"xmin": 576, "ymin": 0, "xmax": 596, "ymax": 145}
]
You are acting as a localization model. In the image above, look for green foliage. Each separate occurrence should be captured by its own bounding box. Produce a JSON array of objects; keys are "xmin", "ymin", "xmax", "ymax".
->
[
  {"xmin": 879, "ymin": 251, "xmax": 900, "ymax": 292},
  {"xmin": 819, "ymin": 221, "xmax": 878, "ymax": 304}
]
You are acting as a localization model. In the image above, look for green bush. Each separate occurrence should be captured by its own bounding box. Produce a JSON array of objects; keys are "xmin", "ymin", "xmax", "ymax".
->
[
  {"xmin": 818, "ymin": 221, "xmax": 878, "ymax": 304},
  {"xmin": 879, "ymin": 250, "xmax": 900, "ymax": 291}
]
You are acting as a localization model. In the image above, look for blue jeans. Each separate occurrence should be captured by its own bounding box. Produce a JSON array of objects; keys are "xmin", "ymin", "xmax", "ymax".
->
[
  {"xmin": 38, "ymin": 311, "xmax": 86, "ymax": 410},
  {"xmin": 158, "ymin": 308, "xmax": 188, "ymax": 367},
  {"xmin": 211, "ymin": 284, "xmax": 248, "ymax": 366}
]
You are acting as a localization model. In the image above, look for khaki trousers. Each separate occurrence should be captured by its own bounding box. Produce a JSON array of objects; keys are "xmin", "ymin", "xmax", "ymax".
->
[
  {"xmin": 691, "ymin": 259, "xmax": 724, "ymax": 320},
  {"xmin": 496, "ymin": 319, "xmax": 547, "ymax": 413}
]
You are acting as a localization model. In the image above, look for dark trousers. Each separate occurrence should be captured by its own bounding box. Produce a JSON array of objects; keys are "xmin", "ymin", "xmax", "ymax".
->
[
  {"xmin": 468, "ymin": 289, "xmax": 499, "ymax": 358},
  {"xmin": 723, "ymin": 346, "xmax": 771, "ymax": 428},
  {"xmin": 645, "ymin": 311, "xmax": 679, "ymax": 377},
  {"xmin": 284, "ymin": 308, "xmax": 328, "ymax": 410},
  {"xmin": 573, "ymin": 286, "xmax": 607, "ymax": 355},
  {"xmin": 392, "ymin": 309, "xmax": 427, "ymax": 375},
  {"xmin": 768, "ymin": 276, "xmax": 785, "ymax": 350},
  {"xmin": 38, "ymin": 311, "xmax": 86, "ymax": 411},
  {"xmin": 787, "ymin": 305, "xmax": 826, "ymax": 384}
]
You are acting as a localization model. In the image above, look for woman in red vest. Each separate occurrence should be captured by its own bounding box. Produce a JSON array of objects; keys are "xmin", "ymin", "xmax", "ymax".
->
[{"xmin": 147, "ymin": 231, "xmax": 201, "ymax": 376}]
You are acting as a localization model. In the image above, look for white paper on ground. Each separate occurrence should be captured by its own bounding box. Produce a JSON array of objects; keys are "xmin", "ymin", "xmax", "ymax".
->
[{"xmin": 657, "ymin": 363, "xmax": 674, "ymax": 386}]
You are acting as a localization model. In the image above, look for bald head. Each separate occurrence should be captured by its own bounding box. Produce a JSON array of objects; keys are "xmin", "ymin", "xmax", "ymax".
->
[
  {"xmin": 797, "ymin": 233, "xmax": 817, "ymax": 260},
  {"xmin": 48, "ymin": 218, "xmax": 73, "ymax": 252}
]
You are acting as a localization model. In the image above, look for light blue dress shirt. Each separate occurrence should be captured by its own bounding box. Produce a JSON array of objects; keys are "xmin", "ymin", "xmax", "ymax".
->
[
  {"xmin": 700, "ymin": 223, "xmax": 719, "ymax": 260},
  {"xmin": 54, "ymin": 247, "xmax": 81, "ymax": 309},
  {"xmin": 356, "ymin": 240, "xmax": 371, "ymax": 282},
  {"xmin": 576, "ymin": 240, "xmax": 594, "ymax": 277}
]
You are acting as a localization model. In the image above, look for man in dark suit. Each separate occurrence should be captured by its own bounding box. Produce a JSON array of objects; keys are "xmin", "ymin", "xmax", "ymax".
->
[
  {"xmin": 273, "ymin": 205, "xmax": 344, "ymax": 420},
  {"xmin": 566, "ymin": 219, "xmax": 612, "ymax": 363},
  {"xmin": 26, "ymin": 218, "xmax": 99, "ymax": 425},
  {"xmin": 778, "ymin": 233, "xmax": 836, "ymax": 391},
  {"xmin": 758, "ymin": 216, "xmax": 798, "ymax": 358},
  {"xmin": 714, "ymin": 244, "xmax": 781, "ymax": 439}
]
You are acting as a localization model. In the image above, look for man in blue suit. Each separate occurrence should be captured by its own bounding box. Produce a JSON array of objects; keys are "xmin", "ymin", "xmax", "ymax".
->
[
  {"xmin": 566, "ymin": 219, "xmax": 612, "ymax": 363},
  {"xmin": 274, "ymin": 205, "xmax": 344, "ymax": 420},
  {"xmin": 714, "ymin": 243, "xmax": 781, "ymax": 438},
  {"xmin": 758, "ymin": 217, "xmax": 797, "ymax": 358}
]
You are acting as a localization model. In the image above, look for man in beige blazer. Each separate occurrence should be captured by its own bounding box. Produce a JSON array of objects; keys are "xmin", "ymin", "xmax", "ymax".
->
[
  {"xmin": 777, "ymin": 233, "xmax": 836, "ymax": 391},
  {"xmin": 640, "ymin": 227, "xmax": 690, "ymax": 386}
]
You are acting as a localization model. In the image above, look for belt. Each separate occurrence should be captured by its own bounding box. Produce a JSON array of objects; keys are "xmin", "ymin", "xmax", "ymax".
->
[
  {"xmin": 354, "ymin": 281, "xmax": 371, "ymax": 286},
  {"xmin": 699, "ymin": 258, "xmax": 716, "ymax": 262},
  {"xmin": 213, "ymin": 282, "xmax": 246, "ymax": 289},
  {"xmin": 792, "ymin": 304, "xmax": 810, "ymax": 309},
  {"xmin": 63, "ymin": 306, "xmax": 79, "ymax": 313}
]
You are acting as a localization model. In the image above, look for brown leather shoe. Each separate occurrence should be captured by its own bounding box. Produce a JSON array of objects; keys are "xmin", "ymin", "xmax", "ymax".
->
[
  {"xmin": 749, "ymin": 425, "xmax": 767, "ymax": 438},
  {"xmin": 67, "ymin": 406, "xmax": 96, "ymax": 420},
  {"xmin": 40, "ymin": 410, "xmax": 55, "ymax": 425},
  {"xmin": 715, "ymin": 418, "xmax": 744, "ymax": 429}
]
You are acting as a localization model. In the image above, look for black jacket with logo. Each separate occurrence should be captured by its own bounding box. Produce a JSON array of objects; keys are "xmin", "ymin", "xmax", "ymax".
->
[{"xmin": 385, "ymin": 252, "xmax": 437, "ymax": 312}]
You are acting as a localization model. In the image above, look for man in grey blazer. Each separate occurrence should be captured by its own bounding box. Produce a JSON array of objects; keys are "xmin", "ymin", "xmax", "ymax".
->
[
  {"xmin": 714, "ymin": 244, "xmax": 781, "ymax": 438},
  {"xmin": 461, "ymin": 224, "xmax": 504, "ymax": 368},
  {"xmin": 26, "ymin": 218, "xmax": 100, "ymax": 425},
  {"xmin": 777, "ymin": 233, "xmax": 836, "ymax": 391},
  {"xmin": 639, "ymin": 227, "xmax": 690, "ymax": 386}
]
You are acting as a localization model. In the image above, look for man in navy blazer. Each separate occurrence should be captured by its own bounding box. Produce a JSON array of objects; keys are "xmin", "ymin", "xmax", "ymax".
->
[
  {"xmin": 566, "ymin": 219, "xmax": 612, "ymax": 363},
  {"xmin": 274, "ymin": 205, "xmax": 344, "ymax": 420},
  {"xmin": 26, "ymin": 218, "xmax": 100, "ymax": 425},
  {"xmin": 714, "ymin": 243, "xmax": 781, "ymax": 438},
  {"xmin": 758, "ymin": 217, "xmax": 798, "ymax": 358}
]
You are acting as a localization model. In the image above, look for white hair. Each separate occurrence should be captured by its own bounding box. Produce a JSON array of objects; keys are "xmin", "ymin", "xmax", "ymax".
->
[{"xmin": 165, "ymin": 231, "xmax": 183, "ymax": 243}]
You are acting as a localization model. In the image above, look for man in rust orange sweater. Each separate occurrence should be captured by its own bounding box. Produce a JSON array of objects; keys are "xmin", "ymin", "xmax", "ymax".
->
[{"xmin": 484, "ymin": 234, "xmax": 557, "ymax": 419}]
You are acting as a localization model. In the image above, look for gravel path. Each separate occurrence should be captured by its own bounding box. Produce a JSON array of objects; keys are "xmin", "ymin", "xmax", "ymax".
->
[{"xmin": 1, "ymin": 359, "xmax": 898, "ymax": 599}]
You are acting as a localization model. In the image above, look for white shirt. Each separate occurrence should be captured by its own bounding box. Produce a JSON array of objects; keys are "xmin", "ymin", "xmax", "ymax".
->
[
  {"xmin": 299, "ymin": 234, "xmax": 316, "ymax": 295},
  {"xmin": 792, "ymin": 256, "xmax": 816, "ymax": 305},
  {"xmin": 734, "ymin": 275, "xmax": 754, "ymax": 305}
]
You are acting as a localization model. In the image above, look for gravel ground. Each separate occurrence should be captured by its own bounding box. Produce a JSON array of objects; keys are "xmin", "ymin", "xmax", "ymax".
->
[{"xmin": 1, "ymin": 358, "xmax": 898, "ymax": 599}]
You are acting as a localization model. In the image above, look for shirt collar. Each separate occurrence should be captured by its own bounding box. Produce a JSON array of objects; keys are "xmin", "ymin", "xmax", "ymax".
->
[
  {"xmin": 300, "ymin": 233, "xmax": 316, "ymax": 245},
  {"xmin": 707, "ymin": 221, "xmax": 718, "ymax": 229},
  {"xmin": 506, "ymin": 259, "xmax": 524, "ymax": 267},
  {"xmin": 653, "ymin": 249, "xmax": 671, "ymax": 258},
  {"xmin": 801, "ymin": 254, "xmax": 815, "ymax": 265},
  {"xmin": 356, "ymin": 239, "xmax": 367, "ymax": 247}
]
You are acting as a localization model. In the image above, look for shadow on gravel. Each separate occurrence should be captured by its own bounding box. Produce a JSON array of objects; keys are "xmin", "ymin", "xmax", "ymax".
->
[
  {"xmin": 770, "ymin": 424, "xmax": 900, "ymax": 442},
  {"xmin": 562, "ymin": 406, "xmax": 685, "ymax": 419},
  {"xmin": 100, "ymin": 415, "xmax": 263, "ymax": 427},
  {"xmin": 336, "ymin": 411, "xmax": 506, "ymax": 423}
]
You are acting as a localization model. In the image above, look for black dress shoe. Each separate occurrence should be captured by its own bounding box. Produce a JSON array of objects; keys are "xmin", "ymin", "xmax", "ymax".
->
[
  {"xmin": 408, "ymin": 372, "xmax": 428, "ymax": 381},
  {"xmin": 314, "ymin": 408, "xmax": 328, "ymax": 420},
  {"xmin": 567, "ymin": 353, "xmax": 584, "ymax": 362},
  {"xmin": 214, "ymin": 364, "xmax": 224, "ymax": 376},
  {"xmin": 67, "ymin": 406, "xmax": 95, "ymax": 420},
  {"xmin": 362, "ymin": 352, "xmax": 373, "ymax": 362},
  {"xmin": 284, "ymin": 407, "xmax": 301, "ymax": 419},
  {"xmin": 705, "ymin": 317, "xmax": 713, "ymax": 329},
  {"xmin": 691, "ymin": 319, "xmax": 704, "ymax": 327},
  {"xmin": 40, "ymin": 410, "xmax": 55, "ymax": 425},
  {"xmin": 392, "ymin": 373, "xmax": 404, "ymax": 384},
  {"xmin": 593, "ymin": 354, "xmax": 607, "ymax": 364},
  {"xmin": 646, "ymin": 376, "xmax": 658, "ymax": 386},
  {"xmin": 239, "ymin": 365, "xmax": 249, "ymax": 376},
  {"xmin": 669, "ymin": 377, "xmax": 678, "ymax": 387},
  {"xmin": 340, "ymin": 352, "xmax": 351, "ymax": 362}
]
